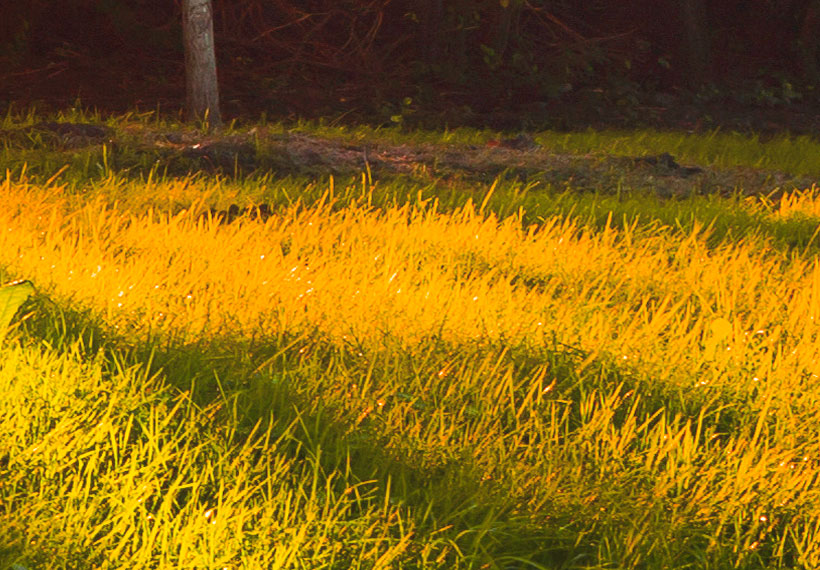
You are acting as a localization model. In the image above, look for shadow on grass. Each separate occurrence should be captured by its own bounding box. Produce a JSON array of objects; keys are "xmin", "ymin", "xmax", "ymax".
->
[{"xmin": 3, "ymin": 288, "xmax": 768, "ymax": 568}]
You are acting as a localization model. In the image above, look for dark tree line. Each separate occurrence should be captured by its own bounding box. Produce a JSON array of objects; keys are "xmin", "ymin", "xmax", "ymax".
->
[{"xmin": 2, "ymin": 0, "xmax": 820, "ymax": 123}]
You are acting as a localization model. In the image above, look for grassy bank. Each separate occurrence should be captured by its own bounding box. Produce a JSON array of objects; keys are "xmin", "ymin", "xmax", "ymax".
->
[{"xmin": 2, "ymin": 113, "xmax": 820, "ymax": 568}]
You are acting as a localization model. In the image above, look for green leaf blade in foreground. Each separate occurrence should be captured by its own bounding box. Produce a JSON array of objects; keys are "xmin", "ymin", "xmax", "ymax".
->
[{"xmin": 0, "ymin": 280, "xmax": 35, "ymax": 340}]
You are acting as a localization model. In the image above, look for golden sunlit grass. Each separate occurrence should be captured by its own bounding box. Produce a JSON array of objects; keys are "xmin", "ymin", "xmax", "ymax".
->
[
  {"xmin": 5, "ymin": 120, "xmax": 820, "ymax": 568},
  {"xmin": 3, "ymin": 175, "xmax": 820, "ymax": 396},
  {"xmin": 0, "ymin": 342, "xmax": 414, "ymax": 569}
]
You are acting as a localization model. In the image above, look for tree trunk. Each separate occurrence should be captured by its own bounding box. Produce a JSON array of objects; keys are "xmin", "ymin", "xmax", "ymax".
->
[
  {"xmin": 798, "ymin": 0, "xmax": 820, "ymax": 86},
  {"xmin": 494, "ymin": 0, "xmax": 523, "ymax": 62},
  {"xmin": 183, "ymin": 0, "xmax": 222, "ymax": 128},
  {"xmin": 421, "ymin": 0, "xmax": 444, "ymax": 64},
  {"xmin": 680, "ymin": 0, "xmax": 711, "ymax": 87}
]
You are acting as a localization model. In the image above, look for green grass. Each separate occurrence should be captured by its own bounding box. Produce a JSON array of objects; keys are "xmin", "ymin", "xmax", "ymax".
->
[
  {"xmin": 3, "ymin": 109, "xmax": 820, "ymax": 568},
  {"xmin": 289, "ymin": 119, "xmax": 820, "ymax": 177},
  {"xmin": 531, "ymin": 128, "xmax": 820, "ymax": 175}
]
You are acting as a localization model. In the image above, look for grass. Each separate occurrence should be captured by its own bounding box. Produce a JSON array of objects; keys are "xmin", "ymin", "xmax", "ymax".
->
[
  {"xmin": 532, "ymin": 129, "xmax": 820, "ymax": 176},
  {"xmin": 292, "ymin": 120, "xmax": 820, "ymax": 177},
  {"xmin": 3, "ymin": 110, "xmax": 820, "ymax": 568}
]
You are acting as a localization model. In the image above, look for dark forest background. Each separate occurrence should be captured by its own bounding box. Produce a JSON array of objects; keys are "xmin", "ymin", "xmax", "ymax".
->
[{"xmin": 3, "ymin": 0, "xmax": 820, "ymax": 131}]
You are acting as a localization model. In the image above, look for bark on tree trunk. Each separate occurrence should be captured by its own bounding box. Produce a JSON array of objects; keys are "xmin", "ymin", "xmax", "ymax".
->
[{"xmin": 183, "ymin": 0, "xmax": 222, "ymax": 128}]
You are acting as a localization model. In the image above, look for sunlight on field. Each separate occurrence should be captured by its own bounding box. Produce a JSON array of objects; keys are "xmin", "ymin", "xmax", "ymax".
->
[
  {"xmin": 0, "ymin": 342, "xmax": 413, "ymax": 568},
  {"xmin": 2, "ymin": 174, "xmax": 820, "ymax": 398},
  {"xmin": 5, "ymin": 134, "xmax": 820, "ymax": 567},
  {"xmin": 775, "ymin": 184, "xmax": 820, "ymax": 220}
]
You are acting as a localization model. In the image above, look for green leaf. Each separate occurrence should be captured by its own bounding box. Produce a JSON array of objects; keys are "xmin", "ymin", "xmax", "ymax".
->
[{"xmin": 0, "ymin": 280, "xmax": 35, "ymax": 341}]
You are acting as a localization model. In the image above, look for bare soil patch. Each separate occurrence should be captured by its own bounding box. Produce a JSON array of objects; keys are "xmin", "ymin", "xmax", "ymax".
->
[{"xmin": 2, "ymin": 122, "xmax": 814, "ymax": 201}]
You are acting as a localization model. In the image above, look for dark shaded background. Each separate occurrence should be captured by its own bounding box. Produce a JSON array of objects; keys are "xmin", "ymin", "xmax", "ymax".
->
[{"xmin": 2, "ymin": 0, "xmax": 820, "ymax": 132}]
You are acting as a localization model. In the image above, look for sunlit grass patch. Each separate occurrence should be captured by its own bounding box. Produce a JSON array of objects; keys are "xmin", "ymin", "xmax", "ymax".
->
[
  {"xmin": 0, "ymin": 340, "xmax": 418, "ymax": 569},
  {"xmin": 771, "ymin": 184, "xmax": 820, "ymax": 220},
  {"xmin": 0, "ymin": 173, "xmax": 818, "ymax": 405}
]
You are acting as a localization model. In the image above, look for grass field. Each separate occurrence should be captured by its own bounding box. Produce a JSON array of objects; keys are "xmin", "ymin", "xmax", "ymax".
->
[{"xmin": 3, "ymin": 111, "xmax": 820, "ymax": 568}]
